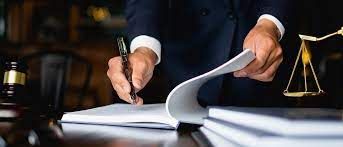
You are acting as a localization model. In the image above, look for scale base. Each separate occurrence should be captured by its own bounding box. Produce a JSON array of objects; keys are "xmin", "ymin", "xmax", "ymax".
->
[{"xmin": 283, "ymin": 91, "xmax": 325, "ymax": 97}]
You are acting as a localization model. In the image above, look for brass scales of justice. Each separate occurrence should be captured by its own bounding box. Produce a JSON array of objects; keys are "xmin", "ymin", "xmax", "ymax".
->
[{"xmin": 283, "ymin": 26, "xmax": 343, "ymax": 97}]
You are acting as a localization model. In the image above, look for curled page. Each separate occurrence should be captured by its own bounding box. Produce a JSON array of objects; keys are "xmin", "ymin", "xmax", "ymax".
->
[{"xmin": 166, "ymin": 49, "xmax": 255, "ymax": 124}]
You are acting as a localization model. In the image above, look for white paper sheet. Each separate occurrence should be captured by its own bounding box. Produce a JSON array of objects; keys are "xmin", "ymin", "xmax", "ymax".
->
[
  {"xmin": 62, "ymin": 103, "xmax": 179, "ymax": 129},
  {"xmin": 166, "ymin": 49, "xmax": 255, "ymax": 124}
]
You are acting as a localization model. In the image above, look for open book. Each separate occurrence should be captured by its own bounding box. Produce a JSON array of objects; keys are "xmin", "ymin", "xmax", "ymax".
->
[{"xmin": 61, "ymin": 49, "xmax": 255, "ymax": 129}]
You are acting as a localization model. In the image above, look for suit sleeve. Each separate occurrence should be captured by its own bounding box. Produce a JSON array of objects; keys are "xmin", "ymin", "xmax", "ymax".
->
[
  {"xmin": 125, "ymin": 0, "xmax": 167, "ymax": 42},
  {"xmin": 255, "ymin": 0, "xmax": 294, "ymax": 31}
]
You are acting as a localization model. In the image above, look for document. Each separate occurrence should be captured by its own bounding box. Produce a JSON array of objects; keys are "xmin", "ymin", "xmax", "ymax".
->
[
  {"xmin": 61, "ymin": 49, "xmax": 255, "ymax": 129},
  {"xmin": 203, "ymin": 118, "xmax": 343, "ymax": 147},
  {"xmin": 209, "ymin": 107, "xmax": 343, "ymax": 136},
  {"xmin": 198, "ymin": 126, "xmax": 241, "ymax": 147},
  {"xmin": 62, "ymin": 104, "xmax": 179, "ymax": 129}
]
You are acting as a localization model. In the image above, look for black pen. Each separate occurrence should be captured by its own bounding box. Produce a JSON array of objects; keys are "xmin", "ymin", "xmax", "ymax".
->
[{"xmin": 117, "ymin": 37, "xmax": 137, "ymax": 104}]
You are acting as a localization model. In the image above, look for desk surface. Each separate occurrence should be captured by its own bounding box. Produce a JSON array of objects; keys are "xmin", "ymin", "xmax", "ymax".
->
[
  {"xmin": 0, "ymin": 121, "xmax": 200, "ymax": 147},
  {"xmin": 62, "ymin": 123, "xmax": 199, "ymax": 147}
]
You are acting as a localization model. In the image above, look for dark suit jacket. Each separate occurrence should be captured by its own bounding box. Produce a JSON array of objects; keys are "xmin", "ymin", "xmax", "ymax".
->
[{"xmin": 125, "ymin": 0, "xmax": 293, "ymax": 106}]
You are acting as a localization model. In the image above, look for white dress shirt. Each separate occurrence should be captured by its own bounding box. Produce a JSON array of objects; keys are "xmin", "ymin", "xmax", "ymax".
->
[{"xmin": 130, "ymin": 14, "xmax": 285, "ymax": 65}]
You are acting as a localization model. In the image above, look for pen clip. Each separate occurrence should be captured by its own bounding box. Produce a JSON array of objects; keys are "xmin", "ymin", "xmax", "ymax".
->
[{"xmin": 117, "ymin": 37, "xmax": 129, "ymax": 62}]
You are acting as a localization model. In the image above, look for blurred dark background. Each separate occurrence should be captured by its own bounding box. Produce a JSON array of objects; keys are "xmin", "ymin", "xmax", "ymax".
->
[{"xmin": 0, "ymin": 0, "xmax": 342, "ymax": 111}]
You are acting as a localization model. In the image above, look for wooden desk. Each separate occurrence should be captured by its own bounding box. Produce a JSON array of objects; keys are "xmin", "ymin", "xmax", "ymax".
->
[{"xmin": 0, "ymin": 121, "xmax": 200, "ymax": 147}]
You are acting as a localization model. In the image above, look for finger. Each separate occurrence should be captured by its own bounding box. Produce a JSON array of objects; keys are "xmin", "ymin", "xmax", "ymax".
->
[
  {"xmin": 111, "ymin": 78, "xmax": 144, "ymax": 105},
  {"xmin": 108, "ymin": 57, "xmax": 123, "ymax": 74},
  {"xmin": 131, "ymin": 75, "xmax": 153, "ymax": 94},
  {"xmin": 107, "ymin": 68, "xmax": 131, "ymax": 92},
  {"xmin": 251, "ymin": 46, "xmax": 282, "ymax": 76},
  {"xmin": 139, "ymin": 73, "xmax": 153, "ymax": 92},
  {"xmin": 249, "ymin": 52, "xmax": 276, "ymax": 76},
  {"xmin": 236, "ymin": 40, "xmax": 271, "ymax": 77},
  {"xmin": 107, "ymin": 57, "xmax": 131, "ymax": 93},
  {"xmin": 132, "ymin": 65, "xmax": 145, "ymax": 91},
  {"xmin": 131, "ymin": 59, "xmax": 152, "ymax": 91},
  {"xmin": 233, "ymin": 52, "xmax": 268, "ymax": 77},
  {"xmin": 243, "ymin": 31, "xmax": 257, "ymax": 53},
  {"xmin": 113, "ymin": 84, "xmax": 134, "ymax": 103},
  {"xmin": 134, "ymin": 96, "xmax": 144, "ymax": 105},
  {"xmin": 248, "ymin": 57, "xmax": 283, "ymax": 82}
]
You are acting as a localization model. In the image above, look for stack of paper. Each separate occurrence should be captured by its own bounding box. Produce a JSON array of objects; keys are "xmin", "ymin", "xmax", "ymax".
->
[{"xmin": 200, "ymin": 107, "xmax": 343, "ymax": 147}]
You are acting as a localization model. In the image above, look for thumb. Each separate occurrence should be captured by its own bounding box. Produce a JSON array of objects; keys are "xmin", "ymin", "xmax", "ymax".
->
[
  {"xmin": 130, "ymin": 48, "xmax": 155, "ymax": 92},
  {"xmin": 132, "ymin": 63, "xmax": 146, "ymax": 91}
]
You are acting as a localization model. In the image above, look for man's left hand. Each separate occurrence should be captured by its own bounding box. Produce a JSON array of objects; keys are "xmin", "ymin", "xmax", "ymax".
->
[{"xmin": 234, "ymin": 19, "xmax": 283, "ymax": 82}]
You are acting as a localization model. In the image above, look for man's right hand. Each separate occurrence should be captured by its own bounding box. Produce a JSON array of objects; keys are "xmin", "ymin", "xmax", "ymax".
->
[{"xmin": 107, "ymin": 47, "xmax": 157, "ymax": 105}]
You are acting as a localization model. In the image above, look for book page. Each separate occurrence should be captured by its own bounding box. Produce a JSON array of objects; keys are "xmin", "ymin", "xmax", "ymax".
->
[
  {"xmin": 61, "ymin": 103, "xmax": 179, "ymax": 129},
  {"xmin": 166, "ymin": 49, "xmax": 255, "ymax": 124}
]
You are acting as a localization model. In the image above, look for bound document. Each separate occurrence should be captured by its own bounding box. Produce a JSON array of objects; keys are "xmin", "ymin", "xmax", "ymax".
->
[
  {"xmin": 202, "ymin": 118, "xmax": 343, "ymax": 147},
  {"xmin": 61, "ymin": 49, "xmax": 255, "ymax": 129},
  {"xmin": 208, "ymin": 107, "xmax": 343, "ymax": 136}
]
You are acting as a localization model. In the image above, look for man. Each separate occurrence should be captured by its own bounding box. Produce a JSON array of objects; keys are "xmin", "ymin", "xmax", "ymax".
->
[{"xmin": 107, "ymin": 0, "xmax": 292, "ymax": 106}]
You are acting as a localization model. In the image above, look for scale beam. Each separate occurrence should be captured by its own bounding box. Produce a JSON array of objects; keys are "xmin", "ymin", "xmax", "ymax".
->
[{"xmin": 299, "ymin": 26, "xmax": 343, "ymax": 41}]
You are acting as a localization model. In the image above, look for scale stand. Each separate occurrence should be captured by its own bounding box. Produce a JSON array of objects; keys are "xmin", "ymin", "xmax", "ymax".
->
[{"xmin": 283, "ymin": 26, "xmax": 343, "ymax": 97}]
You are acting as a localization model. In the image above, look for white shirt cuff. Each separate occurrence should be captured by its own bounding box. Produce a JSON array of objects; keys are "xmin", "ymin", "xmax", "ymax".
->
[
  {"xmin": 130, "ymin": 35, "xmax": 161, "ymax": 65},
  {"xmin": 258, "ymin": 14, "xmax": 285, "ymax": 41}
]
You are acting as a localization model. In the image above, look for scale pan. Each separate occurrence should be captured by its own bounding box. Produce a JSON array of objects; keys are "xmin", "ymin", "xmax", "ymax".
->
[{"xmin": 283, "ymin": 92, "xmax": 324, "ymax": 97}]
